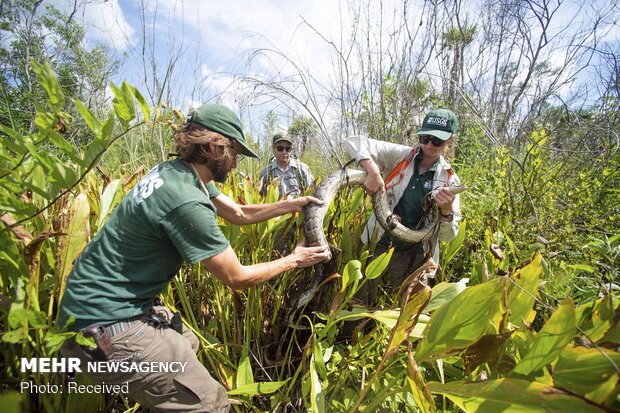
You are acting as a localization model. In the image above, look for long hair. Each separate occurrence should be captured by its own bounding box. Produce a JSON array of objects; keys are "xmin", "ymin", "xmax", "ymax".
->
[{"xmin": 172, "ymin": 122, "xmax": 234, "ymax": 164}]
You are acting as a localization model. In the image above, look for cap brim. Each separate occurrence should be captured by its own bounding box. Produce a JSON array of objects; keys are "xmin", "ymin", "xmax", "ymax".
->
[
  {"xmin": 273, "ymin": 138, "xmax": 293, "ymax": 145},
  {"xmin": 238, "ymin": 142, "xmax": 260, "ymax": 159},
  {"xmin": 416, "ymin": 128, "xmax": 452, "ymax": 141}
]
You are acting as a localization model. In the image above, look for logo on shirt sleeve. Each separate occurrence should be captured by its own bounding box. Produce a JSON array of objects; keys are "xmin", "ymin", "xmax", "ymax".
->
[{"xmin": 132, "ymin": 167, "xmax": 164, "ymax": 203}]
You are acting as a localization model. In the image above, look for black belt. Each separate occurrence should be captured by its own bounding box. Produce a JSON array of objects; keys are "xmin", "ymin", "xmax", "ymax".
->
[{"xmin": 104, "ymin": 315, "xmax": 144, "ymax": 338}]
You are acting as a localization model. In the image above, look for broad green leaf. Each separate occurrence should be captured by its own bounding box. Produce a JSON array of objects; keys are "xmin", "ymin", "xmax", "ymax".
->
[
  {"xmin": 75, "ymin": 332, "xmax": 96, "ymax": 349},
  {"xmin": 341, "ymin": 260, "xmax": 362, "ymax": 292},
  {"xmin": 49, "ymin": 160, "xmax": 78, "ymax": 190},
  {"xmin": 511, "ymin": 298, "xmax": 575, "ymax": 376},
  {"xmin": 57, "ymin": 193, "xmax": 91, "ymax": 300},
  {"xmin": 554, "ymin": 346, "xmax": 620, "ymax": 401},
  {"xmin": 236, "ymin": 344, "xmax": 253, "ymax": 387},
  {"xmin": 506, "ymin": 254, "xmax": 542, "ymax": 327},
  {"xmin": 365, "ymin": 248, "xmax": 393, "ymax": 280},
  {"xmin": 334, "ymin": 307, "xmax": 385, "ymax": 322},
  {"xmin": 34, "ymin": 111, "xmax": 57, "ymax": 130},
  {"xmin": 425, "ymin": 278, "xmax": 469, "ymax": 313},
  {"xmin": 27, "ymin": 308, "xmax": 48, "ymax": 328},
  {"xmin": 227, "ymin": 380, "xmax": 287, "ymax": 396},
  {"xmin": 602, "ymin": 321, "xmax": 620, "ymax": 343},
  {"xmin": 8, "ymin": 307, "xmax": 28, "ymax": 329},
  {"xmin": 567, "ymin": 264, "xmax": 596, "ymax": 273},
  {"xmin": 428, "ymin": 378, "xmax": 608, "ymax": 412},
  {"xmin": 442, "ymin": 219, "xmax": 466, "ymax": 264},
  {"xmin": 22, "ymin": 141, "xmax": 76, "ymax": 190},
  {"xmin": 82, "ymin": 137, "xmax": 107, "ymax": 169},
  {"xmin": 313, "ymin": 340, "xmax": 328, "ymax": 379},
  {"xmin": 46, "ymin": 130, "xmax": 81, "ymax": 163},
  {"xmin": 1, "ymin": 327, "xmax": 27, "ymax": 343},
  {"xmin": 416, "ymin": 278, "xmax": 507, "ymax": 362},
  {"xmin": 0, "ymin": 192, "xmax": 38, "ymax": 215},
  {"xmin": 44, "ymin": 331, "xmax": 76, "ymax": 353},
  {"xmin": 309, "ymin": 353, "xmax": 325, "ymax": 413},
  {"xmin": 370, "ymin": 309, "xmax": 400, "ymax": 326},
  {"xmin": 127, "ymin": 84, "xmax": 150, "ymax": 122},
  {"xmin": 341, "ymin": 220, "xmax": 352, "ymax": 263},
  {"xmin": 580, "ymin": 295, "xmax": 615, "ymax": 342},
  {"xmin": 74, "ymin": 100, "xmax": 101, "ymax": 135},
  {"xmin": 346, "ymin": 188, "xmax": 365, "ymax": 218},
  {"xmin": 97, "ymin": 179, "xmax": 121, "ymax": 228},
  {"xmin": 31, "ymin": 60, "xmax": 65, "ymax": 112},
  {"xmin": 585, "ymin": 374, "xmax": 620, "ymax": 406},
  {"xmin": 110, "ymin": 81, "xmax": 136, "ymax": 129}
]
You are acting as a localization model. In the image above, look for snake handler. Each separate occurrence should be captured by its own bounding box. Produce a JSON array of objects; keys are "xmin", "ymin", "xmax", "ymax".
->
[
  {"xmin": 58, "ymin": 103, "xmax": 329, "ymax": 412},
  {"xmin": 344, "ymin": 109, "xmax": 463, "ymax": 302}
]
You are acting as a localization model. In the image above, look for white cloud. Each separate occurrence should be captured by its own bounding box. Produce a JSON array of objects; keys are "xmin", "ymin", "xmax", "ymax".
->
[{"xmin": 72, "ymin": 0, "xmax": 136, "ymax": 51}]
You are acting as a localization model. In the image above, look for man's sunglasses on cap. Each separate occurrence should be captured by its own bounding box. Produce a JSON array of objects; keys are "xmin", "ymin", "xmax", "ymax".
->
[
  {"xmin": 276, "ymin": 145, "xmax": 292, "ymax": 152},
  {"xmin": 418, "ymin": 135, "xmax": 446, "ymax": 147}
]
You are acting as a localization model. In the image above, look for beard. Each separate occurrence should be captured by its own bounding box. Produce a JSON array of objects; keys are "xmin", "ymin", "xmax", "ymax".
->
[{"xmin": 206, "ymin": 157, "xmax": 231, "ymax": 183}]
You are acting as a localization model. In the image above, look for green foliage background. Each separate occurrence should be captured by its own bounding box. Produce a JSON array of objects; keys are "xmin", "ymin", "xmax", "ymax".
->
[{"xmin": 0, "ymin": 59, "xmax": 618, "ymax": 412}]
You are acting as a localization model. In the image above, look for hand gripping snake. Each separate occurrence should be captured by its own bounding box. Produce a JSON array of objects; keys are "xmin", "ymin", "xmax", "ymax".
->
[{"xmin": 289, "ymin": 168, "xmax": 466, "ymax": 314}]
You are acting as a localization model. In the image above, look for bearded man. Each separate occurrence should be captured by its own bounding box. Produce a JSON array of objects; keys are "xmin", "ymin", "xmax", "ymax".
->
[{"xmin": 59, "ymin": 104, "xmax": 329, "ymax": 412}]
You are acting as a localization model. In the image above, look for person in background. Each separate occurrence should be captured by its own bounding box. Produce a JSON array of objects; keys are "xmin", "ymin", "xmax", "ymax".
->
[
  {"xmin": 59, "ymin": 103, "xmax": 330, "ymax": 412},
  {"xmin": 259, "ymin": 131, "xmax": 314, "ymax": 199},
  {"xmin": 344, "ymin": 109, "xmax": 462, "ymax": 302}
]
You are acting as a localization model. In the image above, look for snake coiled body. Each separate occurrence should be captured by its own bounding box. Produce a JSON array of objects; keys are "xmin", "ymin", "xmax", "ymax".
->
[
  {"xmin": 304, "ymin": 168, "xmax": 466, "ymax": 255},
  {"xmin": 290, "ymin": 168, "xmax": 465, "ymax": 314}
]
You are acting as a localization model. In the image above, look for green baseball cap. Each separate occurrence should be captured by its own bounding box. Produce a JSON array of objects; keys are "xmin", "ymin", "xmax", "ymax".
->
[
  {"xmin": 416, "ymin": 109, "xmax": 458, "ymax": 141},
  {"xmin": 188, "ymin": 103, "xmax": 259, "ymax": 158},
  {"xmin": 272, "ymin": 131, "xmax": 293, "ymax": 145}
]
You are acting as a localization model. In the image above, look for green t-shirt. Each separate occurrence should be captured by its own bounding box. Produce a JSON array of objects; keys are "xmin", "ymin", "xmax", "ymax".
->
[
  {"xmin": 59, "ymin": 159, "xmax": 230, "ymax": 330},
  {"xmin": 379, "ymin": 154, "xmax": 436, "ymax": 251}
]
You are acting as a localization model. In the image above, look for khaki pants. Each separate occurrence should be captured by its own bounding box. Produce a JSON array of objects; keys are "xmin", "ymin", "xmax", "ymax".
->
[{"xmin": 61, "ymin": 306, "xmax": 229, "ymax": 413}]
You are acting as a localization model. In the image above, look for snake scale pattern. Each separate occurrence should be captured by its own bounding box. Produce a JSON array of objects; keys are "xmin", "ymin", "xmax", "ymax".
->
[{"xmin": 288, "ymin": 168, "xmax": 465, "ymax": 313}]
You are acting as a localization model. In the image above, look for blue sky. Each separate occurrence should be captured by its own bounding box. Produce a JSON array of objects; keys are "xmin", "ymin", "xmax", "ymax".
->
[
  {"xmin": 66, "ymin": 0, "xmax": 619, "ymax": 148},
  {"xmin": 75, "ymin": 1, "xmax": 343, "ymax": 104}
]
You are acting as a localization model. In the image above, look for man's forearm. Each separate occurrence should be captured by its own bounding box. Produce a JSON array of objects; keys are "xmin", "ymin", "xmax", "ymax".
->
[
  {"xmin": 236, "ymin": 200, "xmax": 296, "ymax": 224},
  {"xmin": 229, "ymin": 255, "xmax": 298, "ymax": 289}
]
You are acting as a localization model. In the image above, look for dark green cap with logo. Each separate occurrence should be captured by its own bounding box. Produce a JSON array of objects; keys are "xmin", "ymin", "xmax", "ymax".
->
[
  {"xmin": 188, "ymin": 103, "xmax": 259, "ymax": 158},
  {"xmin": 416, "ymin": 109, "xmax": 458, "ymax": 141}
]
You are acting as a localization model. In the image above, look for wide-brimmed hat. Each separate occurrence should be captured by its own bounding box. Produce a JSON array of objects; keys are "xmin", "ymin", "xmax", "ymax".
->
[{"xmin": 188, "ymin": 103, "xmax": 259, "ymax": 158}]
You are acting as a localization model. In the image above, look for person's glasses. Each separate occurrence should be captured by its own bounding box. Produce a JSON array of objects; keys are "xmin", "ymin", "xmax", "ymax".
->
[
  {"xmin": 418, "ymin": 135, "xmax": 446, "ymax": 147},
  {"xmin": 276, "ymin": 145, "xmax": 292, "ymax": 152}
]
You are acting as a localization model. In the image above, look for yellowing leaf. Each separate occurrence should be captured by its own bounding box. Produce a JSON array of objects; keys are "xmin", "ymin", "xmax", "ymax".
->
[
  {"xmin": 428, "ymin": 378, "xmax": 608, "ymax": 412},
  {"xmin": 506, "ymin": 254, "xmax": 542, "ymax": 327},
  {"xmin": 511, "ymin": 298, "xmax": 575, "ymax": 377},
  {"xmin": 57, "ymin": 192, "xmax": 90, "ymax": 301},
  {"xmin": 383, "ymin": 285, "xmax": 431, "ymax": 361},
  {"xmin": 554, "ymin": 346, "xmax": 620, "ymax": 401}
]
